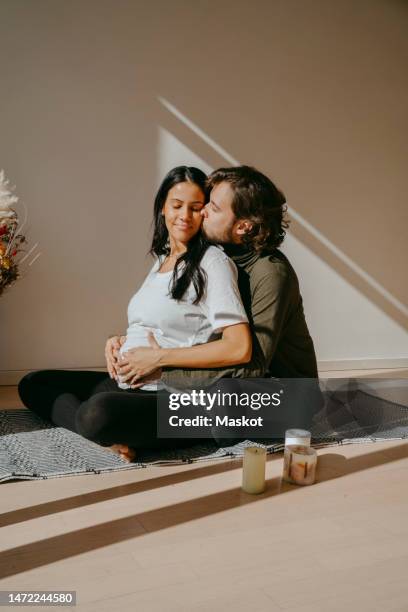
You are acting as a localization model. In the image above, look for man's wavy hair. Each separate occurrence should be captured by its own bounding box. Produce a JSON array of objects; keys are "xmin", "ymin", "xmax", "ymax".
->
[{"xmin": 208, "ymin": 166, "xmax": 289, "ymax": 253}]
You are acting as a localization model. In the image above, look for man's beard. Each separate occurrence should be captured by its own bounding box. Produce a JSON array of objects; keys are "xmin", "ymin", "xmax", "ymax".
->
[{"xmin": 202, "ymin": 221, "xmax": 235, "ymax": 245}]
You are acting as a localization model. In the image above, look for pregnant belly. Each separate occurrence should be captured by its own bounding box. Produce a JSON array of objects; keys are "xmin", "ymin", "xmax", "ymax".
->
[
  {"xmin": 118, "ymin": 329, "xmax": 161, "ymax": 391},
  {"xmin": 121, "ymin": 330, "xmax": 151, "ymax": 353},
  {"xmin": 121, "ymin": 327, "xmax": 183, "ymax": 354}
]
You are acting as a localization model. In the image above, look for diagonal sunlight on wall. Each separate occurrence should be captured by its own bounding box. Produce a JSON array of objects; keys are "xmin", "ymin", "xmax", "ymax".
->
[
  {"xmin": 157, "ymin": 108, "xmax": 408, "ymax": 366},
  {"xmin": 157, "ymin": 127, "xmax": 213, "ymax": 185},
  {"xmin": 158, "ymin": 96, "xmax": 407, "ymax": 320},
  {"xmin": 283, "ymin": 234, "xmax": 408, "ymax": 364}
]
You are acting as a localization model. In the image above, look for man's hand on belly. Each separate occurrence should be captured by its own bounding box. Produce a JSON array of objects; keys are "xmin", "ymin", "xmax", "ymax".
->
[
  {"xmin": 119, "ymin": 332, "xmax": 163, "ymax": 385},
  {"xmin": 128, "ymin": 368, "xmax": 163, "ymax": 389}
]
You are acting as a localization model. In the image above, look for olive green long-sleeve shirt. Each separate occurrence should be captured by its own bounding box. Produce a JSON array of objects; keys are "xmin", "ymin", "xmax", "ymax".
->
[{"xmin": 161, "ymin": 246, "xmax": 318, "ymax": 389}]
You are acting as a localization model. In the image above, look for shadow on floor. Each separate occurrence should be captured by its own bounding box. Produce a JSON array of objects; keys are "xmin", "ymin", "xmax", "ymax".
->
[
  {"xmin": 0, "ymin": 454, "xmax": 282, "ymax": 528},
  {"xmin": 1, "ymin": 442, "xmax": 407, "ymax": 579}
]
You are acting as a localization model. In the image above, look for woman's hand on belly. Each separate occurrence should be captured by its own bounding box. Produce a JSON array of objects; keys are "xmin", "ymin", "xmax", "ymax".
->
[{"xmin": 105, "ymin": 335, "xmax": 126, "ymax": 380}]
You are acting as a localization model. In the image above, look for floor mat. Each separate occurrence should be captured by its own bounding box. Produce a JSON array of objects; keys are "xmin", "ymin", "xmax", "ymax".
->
[
  {"xmin": 0, "ymin": 409, "xmax": 281, "ymax": 482},
  {"xmin": 1, "ymin": 382, "xmax": 407, "ymax": 483}
]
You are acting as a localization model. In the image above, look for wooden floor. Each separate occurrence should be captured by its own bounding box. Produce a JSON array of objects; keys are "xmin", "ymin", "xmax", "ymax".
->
[{"xmin": 1, "ymin": 372, "xmax": 408, "ymax": 611}]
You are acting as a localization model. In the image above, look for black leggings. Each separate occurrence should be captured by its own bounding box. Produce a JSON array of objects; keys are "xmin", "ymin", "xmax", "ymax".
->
[{"xmin": 18, "ymin": 369, "xmax": 206, "ymax": 450}]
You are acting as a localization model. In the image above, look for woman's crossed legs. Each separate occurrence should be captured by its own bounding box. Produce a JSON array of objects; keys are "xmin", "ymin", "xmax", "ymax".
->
[{"xmin": 18, "ymin": 369, "xmax": 195, "ymax": 461}]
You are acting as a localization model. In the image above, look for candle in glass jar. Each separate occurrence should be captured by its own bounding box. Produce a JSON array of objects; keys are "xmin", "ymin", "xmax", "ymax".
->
[
  {"xmin": 285, "ymin": 429, "xmax": 311, "ymax": 448},
  {"xmin": 282, "ymin": 444, "xmax": 317, "ymax": 486},
  {"xmin": 242, "ymin": 446, "xmax": 266, "ymax": 494}
]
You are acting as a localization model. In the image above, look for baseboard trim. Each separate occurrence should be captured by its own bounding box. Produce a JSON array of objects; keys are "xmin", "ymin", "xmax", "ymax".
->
[
  {"xmin": 1, "ymin": 359, "xmax": 407, "ymax": 386},
  {"xmin": 318, "ymin": 358, "xmax": 408, "ymax": 372}
]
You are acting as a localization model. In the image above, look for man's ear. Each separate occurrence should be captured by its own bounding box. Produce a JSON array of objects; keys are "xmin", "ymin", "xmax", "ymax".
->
[{"xmin": 236, "ymin": 220, "xmax": 253, "ymax": 235}]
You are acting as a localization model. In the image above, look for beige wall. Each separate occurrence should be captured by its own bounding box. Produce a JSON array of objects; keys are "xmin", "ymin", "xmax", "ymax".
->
[{"xmin": 0, "ymin": 0, "xmax": 407, "ymax": 378}]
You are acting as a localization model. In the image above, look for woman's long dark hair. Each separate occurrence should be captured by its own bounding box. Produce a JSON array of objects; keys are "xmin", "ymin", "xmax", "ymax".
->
[{"xmin": 150, "ymin": 166, "xmax": 210, "ymax": 305}]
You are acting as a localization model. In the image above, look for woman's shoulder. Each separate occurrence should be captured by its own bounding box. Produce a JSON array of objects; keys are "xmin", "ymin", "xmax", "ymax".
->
[
  {"xmin": 200, "ymin": 245, "xmax": 238, "ymax": 281},
  {"xmin": 201, "ymin": 245, "xmax": 234, "ymax": 268}
]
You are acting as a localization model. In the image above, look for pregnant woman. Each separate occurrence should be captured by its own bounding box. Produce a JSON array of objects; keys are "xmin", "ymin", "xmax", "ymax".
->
[{"xmin": 18, "ymin": 166, "xmax": 251, "ymax": 462}]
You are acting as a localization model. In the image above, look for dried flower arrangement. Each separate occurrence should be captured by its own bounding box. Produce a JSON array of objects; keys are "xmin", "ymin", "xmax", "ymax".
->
[{"xmin": 0, "ymin": 170, "xmax": 40, "ymax": 296}]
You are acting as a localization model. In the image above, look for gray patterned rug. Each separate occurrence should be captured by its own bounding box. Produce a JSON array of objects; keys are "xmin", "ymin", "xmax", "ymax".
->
[
  {"xmin": 1, "ymin": 383, "xmax": 408, "ymax": 483},
  {"xmin": 0, "ymin": 409, "xmax": 276, "ymax": 483}
]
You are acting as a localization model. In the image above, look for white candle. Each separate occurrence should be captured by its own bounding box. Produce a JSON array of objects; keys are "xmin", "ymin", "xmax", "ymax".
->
[
  {"xmin": 282, "ymin": 444, "xmax": 317, "ymax": 486},
  {"xmin": 285, "ymin": 428, "xmax": 311, "ymax": 448},
  {"xmin": 242, "ymin": 446, "xmax": 266, "ymax": 494}
]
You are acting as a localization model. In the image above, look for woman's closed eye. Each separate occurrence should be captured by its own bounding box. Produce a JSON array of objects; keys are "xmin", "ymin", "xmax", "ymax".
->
[{"xmin": 172, "ymin": 204, "xmax": 204, "ymax": 212}]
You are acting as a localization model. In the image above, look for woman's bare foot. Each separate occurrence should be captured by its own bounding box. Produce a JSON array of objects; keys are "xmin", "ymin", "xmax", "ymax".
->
[{"xmin": 107, "ymin": 444, "xmax": 136, "ymax": 463}]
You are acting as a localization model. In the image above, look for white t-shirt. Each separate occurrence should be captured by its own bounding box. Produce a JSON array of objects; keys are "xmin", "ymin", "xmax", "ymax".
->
[{"xmin": 118, "ymin": 245, "xmax": 248, "ymax": 390}]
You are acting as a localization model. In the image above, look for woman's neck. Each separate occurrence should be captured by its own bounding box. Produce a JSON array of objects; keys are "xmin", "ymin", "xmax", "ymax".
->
[{"xmin": 168, "ymin": 238, "xmax": 187, "ymax": 258}]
